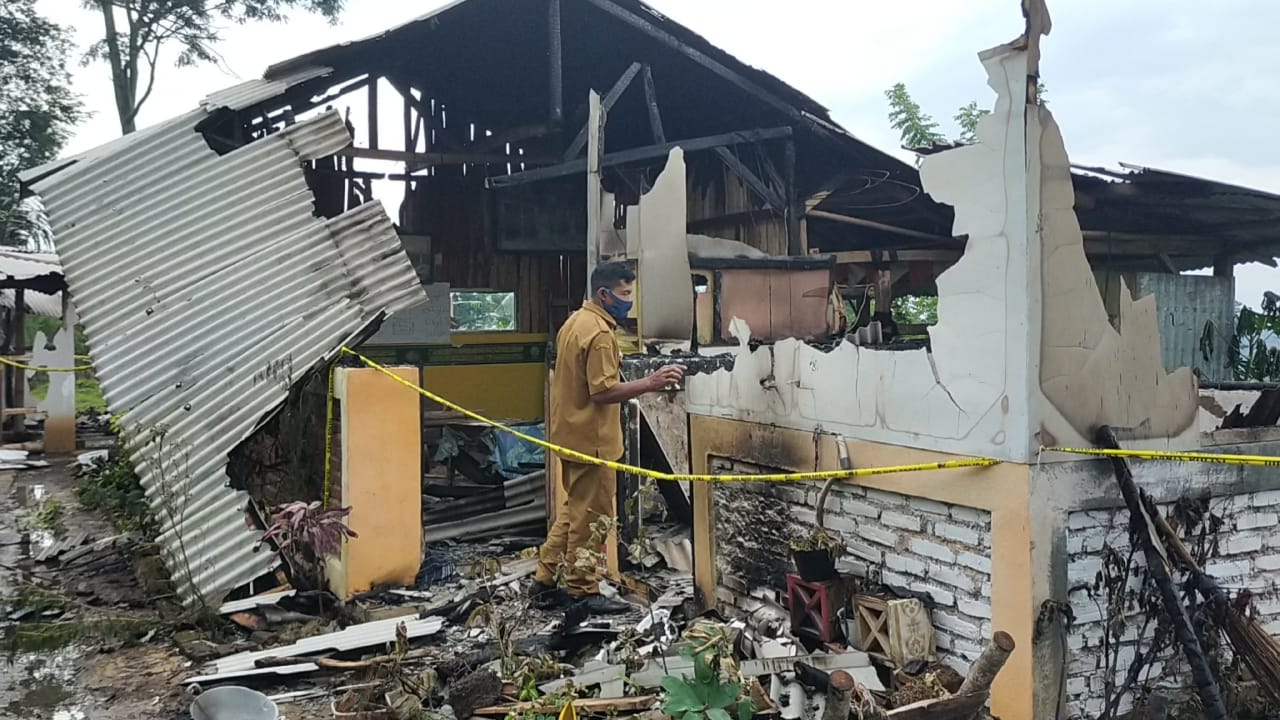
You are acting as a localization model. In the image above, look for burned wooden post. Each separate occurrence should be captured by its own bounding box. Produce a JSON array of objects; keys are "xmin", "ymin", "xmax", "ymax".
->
[
  {"xmin": 784, "ymin": 138, "xmax": 801, "ymax": 255},
  {"xmin": 821, "ymin": 670, "xmax": 854, "ymax": 720},
  {"xmin": 1096, "ymin": 425, "xmax": 1229, "ymax": 720},
  {"xmin": 548, "ymin": 0, "xmax": 563, "ymax": 126},
  {"xmin": 957, "ymin": 631, "xmax": 1015, "ymax": 697},
  {"xmin": 367, "ymin": 75, "xmax": 379, "ymax": 150},
  {"xmin": 641, "ymin": 65, "xmax": 665, "ymax": 143}
]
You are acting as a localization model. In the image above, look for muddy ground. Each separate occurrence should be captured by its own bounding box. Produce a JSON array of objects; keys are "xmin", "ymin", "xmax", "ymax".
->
[
  {"xmin": 0, "ymin": 461, "xmax": 192, "ymax": 719},
  {"xmin": 0, "ymin": 461, "xmax": 343, "ymax": 719}
]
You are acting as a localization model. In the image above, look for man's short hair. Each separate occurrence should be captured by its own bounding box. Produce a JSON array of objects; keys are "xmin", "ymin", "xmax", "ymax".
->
[{"xmin": 590, "ymin": 262, "xmax": 636, "ymax": 294}]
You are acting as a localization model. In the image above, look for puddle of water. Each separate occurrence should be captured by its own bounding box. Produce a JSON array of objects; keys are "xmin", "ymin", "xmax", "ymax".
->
[
  {"xmin": 15, "ymin": 485, "xmax": 47, "ymax": 508},
  {"xmin": 1, "ymin": 648, "xmax": 86, "ymax": 720},
  {"xmin": 25, "ymin": 530, "xmax": 55, "ymax": 552}
]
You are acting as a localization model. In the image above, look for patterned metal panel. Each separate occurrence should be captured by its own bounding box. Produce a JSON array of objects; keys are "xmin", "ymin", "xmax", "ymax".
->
[{"xmin": 29, "ymin": 107, "xmax": 425, "ymax": 606}]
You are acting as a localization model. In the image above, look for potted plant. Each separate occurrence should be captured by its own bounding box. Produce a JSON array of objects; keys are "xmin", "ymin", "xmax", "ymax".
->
[{"xmin": 789, "ymin": 527, "xmax": 840, "ymax": 582}]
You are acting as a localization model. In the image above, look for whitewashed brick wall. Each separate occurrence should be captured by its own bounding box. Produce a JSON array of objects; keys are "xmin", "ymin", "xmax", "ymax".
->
[
  {"xmin": 708, "ymin": 460, "xmax": 994, "ymax": 674},
  {"xmin": 823, "ymin": 485, "xmax": 995, "ymax": 673},
  {"xmin": 1065, "ymin": 491, "xmax": 1280, "ymax": 719}
]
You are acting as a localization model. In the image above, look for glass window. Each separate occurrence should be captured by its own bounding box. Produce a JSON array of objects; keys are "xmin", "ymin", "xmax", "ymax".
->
[{"xmin": 450, "ymin": 291, "xmax": 517, "ymax": 332}]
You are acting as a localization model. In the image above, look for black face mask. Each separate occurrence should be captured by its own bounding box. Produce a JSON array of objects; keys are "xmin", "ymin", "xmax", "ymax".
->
[{"xmin": 601, "ymin": 289, "xmax": 633, "ymax": 321}]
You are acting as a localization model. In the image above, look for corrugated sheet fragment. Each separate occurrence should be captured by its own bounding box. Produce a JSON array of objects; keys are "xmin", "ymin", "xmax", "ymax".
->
[
  {"xmin": 0, "ymin": 250, "xmax": 62, "ymax": 284},
  {"xmin": 29, "ymin": 108, "xmax": 425, "ymax": 607},
  {"xmin": 0, "ymin": 290, "xmax": 63, "ymax": 318},
  {"xmin": 201, "ymin": 65, "xmax": 333, "ymax": 112}
]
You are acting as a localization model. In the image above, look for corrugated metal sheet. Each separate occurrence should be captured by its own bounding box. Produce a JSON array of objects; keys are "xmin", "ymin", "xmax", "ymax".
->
[
  {"xmin": 29, "ymin": 107, "xmax": 425, "ymax": 606},
  {"xmin": 0, "ymin": 290, "xmax": 63, "ymax": 318},
  {"xmin": 0, "ymin": 249, "xmax": 62, "ymax": 284},
  {"xmin": 208, "ymin": 615, "xmax": 445, "ymax": 674},
  {"xmin": 201, "ymin": 66, "xmax": 333, "ymax": 112},
  {"xmin": 422, "ymin": 470, "xmax": 547, "ymax": 543},
  {"xmin": 1131, "ymin": 272, "xmax": 1236, "ymax": 381}
]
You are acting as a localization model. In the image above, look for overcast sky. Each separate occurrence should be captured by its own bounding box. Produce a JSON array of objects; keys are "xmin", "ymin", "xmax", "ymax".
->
[{"xmin": 36, "ymin": 0, "xmax": 1280, "ymax": 305}]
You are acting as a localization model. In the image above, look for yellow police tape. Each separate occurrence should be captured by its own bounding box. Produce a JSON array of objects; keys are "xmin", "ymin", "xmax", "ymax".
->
[
  {"xmin": 320, "ymin": 347, "xmax": 1280, "ymax": 496},
  {"xmin": 328, "ymin": 347, "xmax": 1001, "ymax": 485},
  {"xmin": 0, "ymin": 356, "xmax": 93, "ymax": 373},
  {"xmin": 1043, "ymin": 446, "xmax": 1280, "ymax": 467}
]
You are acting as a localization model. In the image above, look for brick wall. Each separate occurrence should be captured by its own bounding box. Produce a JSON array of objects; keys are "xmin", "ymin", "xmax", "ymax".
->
[
  {"xmin": 708, "ymin": 459, "xmax": 994, "ymax": 673},
  {"xmin": 1065, "ymin": 492, "xmax": 1280, "ymax": 719}
]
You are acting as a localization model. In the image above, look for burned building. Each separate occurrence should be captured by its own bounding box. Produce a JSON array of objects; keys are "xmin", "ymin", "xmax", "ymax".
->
[{"xmin": 20, "ymin": 0, "xmax": 1280, "ymax": 718}]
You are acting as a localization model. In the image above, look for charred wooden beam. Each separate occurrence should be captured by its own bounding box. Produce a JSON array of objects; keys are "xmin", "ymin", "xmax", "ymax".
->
[
  {"xmin": 1096, "ymin": 426, "xmax": 1229, "ymax": 720},
  {"xmin": 757, "ymin": 145, "xmax": 786, "ymax": 200},
  {"xmin": 1213, "ymin": 253, "xmax": 1233, "ymax": 278},
  {"xmin": 341, "ymin": 147, "xmax": 555, "ymax": 167},
  {"xmin": 641, "ymin": 64, "xmax": 665, "ymax": 144},
  {"xmin": 825, "ymin": 250, "xmax": 962, "ymax": 264},
  {"xmin": 784, "ymin": 139, "xmax": 801, "ymax": 255},
  {"xmin": 487, "ymin": 126, "xmax": 792, "ymax": 189},
  {"xmin": 472, "ymin": 125, "xmax": 552, "ymax": 154},
  {"xmin": 563, "ymin": 62, "xmax": 643, "ymax": 160},
  {"xmin": 807, "ymin": 210, "xmax": 952, "ymax": 243},
  {"xmin": 548, "ymin": 0, "xmax": 564, "ymax": 126},
  {"xmin": 367, "ymin": 76, "xmax": 379, "ymax": 150},
  {"xmin": 581, "ymin": 0, "xmax": 848, "ymax": 148},
  {"xmin": 247, "ymin": 74, "xmax": 371, "ymax": 133},
  {"xmin": 714, "ymin": 147, "xmax": 784, "ymax": 212}
]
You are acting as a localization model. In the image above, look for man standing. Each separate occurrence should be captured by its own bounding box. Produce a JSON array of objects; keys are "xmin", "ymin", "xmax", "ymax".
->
[{"xmin": 531, "ymin": 262, "xmax": 685, "ymax": 614}]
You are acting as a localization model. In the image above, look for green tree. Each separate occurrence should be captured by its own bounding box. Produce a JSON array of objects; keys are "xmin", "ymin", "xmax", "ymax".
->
[
  {"xmin": 954, "ymin": 101, "xmax": 988, "ymax": 144},
  {"xmin": 888, "ymin": 82, "xmax": 1047, "ymax": 150},
  {"xmin": 0, "ymin": 0, "xmax": 84, "ymax": 245},
  {"xmin": 893, "ymin": 295, "xmax": 938, "ymax": 327},
  {"xmin": 83, "ymin": 0, "xmax": 346, "ymax": 134},
  {"xmin": 885, "ymin": 83, "xmax": 945, "ymax": 151}
]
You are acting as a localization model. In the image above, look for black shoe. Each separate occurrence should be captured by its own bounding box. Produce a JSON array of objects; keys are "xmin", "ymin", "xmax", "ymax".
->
[
  {"xmin": 528, "ymin": 580, "xmax": 569, "ymax": 609},
  {"xmin": 571, "ymin": 593, "xmax": 632, "ymax": 616}
]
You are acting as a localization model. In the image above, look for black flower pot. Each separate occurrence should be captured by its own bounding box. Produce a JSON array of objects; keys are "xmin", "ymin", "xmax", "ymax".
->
[{"xmin": 791, "ymin": 548, "xmax": 837, "ymax": 582}]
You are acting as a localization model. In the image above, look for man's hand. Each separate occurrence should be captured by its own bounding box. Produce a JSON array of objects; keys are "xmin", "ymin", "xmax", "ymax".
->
[{"xmin": 645, "ymin": 364, "xmax": 686, "ymax": 392}]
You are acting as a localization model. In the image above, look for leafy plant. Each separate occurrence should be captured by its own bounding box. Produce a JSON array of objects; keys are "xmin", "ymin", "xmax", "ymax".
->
[
  {"xmin": 885, "ymin": 83, "xmax": 945, "ymax": 152},
  {"xmin": 260, "ymin": 501, "xmax": 357, "ymax": 559},
  {"xmin": 660, "ymin": 647, "xmax": 752, "ymax": 720},
  {"xmin": 789, "ymin": 526, "xmax": 839, "ymax": 553},
  {"xmin": 1200, "ymin": 292, "xmax": 1280, "ymax": 382},
  {"xmin": 886, "ymin": 81, "xmax": 1048, "ymax": 154},
  {"xmin": 77, "ymin": 451, "xmax": 157, "ymax": 537},
  {"xmin": 31, "ymin": 498, "xmax": 66, "ymax": 537}
]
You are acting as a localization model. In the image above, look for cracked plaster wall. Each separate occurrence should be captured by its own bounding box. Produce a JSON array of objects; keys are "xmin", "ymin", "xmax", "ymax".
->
[
  {"xmin": 685, "ymin": 49, "xmax": 1032, "ymax": 462},
  {"xmin": 1032, "ymin": 100, "xmax": 1198, "ymax": 450},
  {"xmin": 687, "ymin": 21, "xmax": 1199, "ymax": 461}
]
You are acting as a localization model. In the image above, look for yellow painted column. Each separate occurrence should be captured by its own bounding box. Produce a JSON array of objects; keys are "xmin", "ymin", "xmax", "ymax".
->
[{"xmin": 327, "ymin": 366, "xmax": 422, "ymax": 600}]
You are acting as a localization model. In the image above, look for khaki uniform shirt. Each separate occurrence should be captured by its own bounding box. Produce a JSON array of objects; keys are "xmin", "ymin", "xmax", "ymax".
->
[{"xmin": 550, "ymin": 301, "xmax": 623, "ymax": 461}]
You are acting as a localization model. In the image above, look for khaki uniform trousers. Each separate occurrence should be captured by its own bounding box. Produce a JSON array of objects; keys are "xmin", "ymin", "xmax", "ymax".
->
[{"xmin": 534, "ymin": 460, "xmax": 616, "ymax": 596}]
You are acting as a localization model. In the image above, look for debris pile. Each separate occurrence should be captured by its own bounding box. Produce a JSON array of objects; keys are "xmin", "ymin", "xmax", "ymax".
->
[{"xmin": 165, "ymin": 533, "xmax": 1015, "ymax": 720}]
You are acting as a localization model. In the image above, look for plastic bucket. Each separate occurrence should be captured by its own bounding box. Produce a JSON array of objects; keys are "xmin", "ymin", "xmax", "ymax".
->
[{"xmin": 190, "ymin": 686, "xmax": 280, "ymax": 720}]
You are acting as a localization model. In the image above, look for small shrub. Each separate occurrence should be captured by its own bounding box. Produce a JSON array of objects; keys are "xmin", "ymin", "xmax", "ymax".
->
[{"xmin": 76, "ymin": 452, "xmax": 157, "ymax": 538}]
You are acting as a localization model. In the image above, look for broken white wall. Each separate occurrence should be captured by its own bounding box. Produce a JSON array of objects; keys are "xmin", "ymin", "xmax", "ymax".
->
[
  {"xmin": 1031, "ymin": 94, "xmax": 1199, "ymax": 452},
  {"xmin": 687, "ymin": 3, "xmax": 1200, "ymax": 461},
  {"xmin": 633, "ymin": 149, "xmax": 694, "ymax": 342},
  {"xmin": 686, "ymin": 46, "xmax": 1037, "ymax": 461}
]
